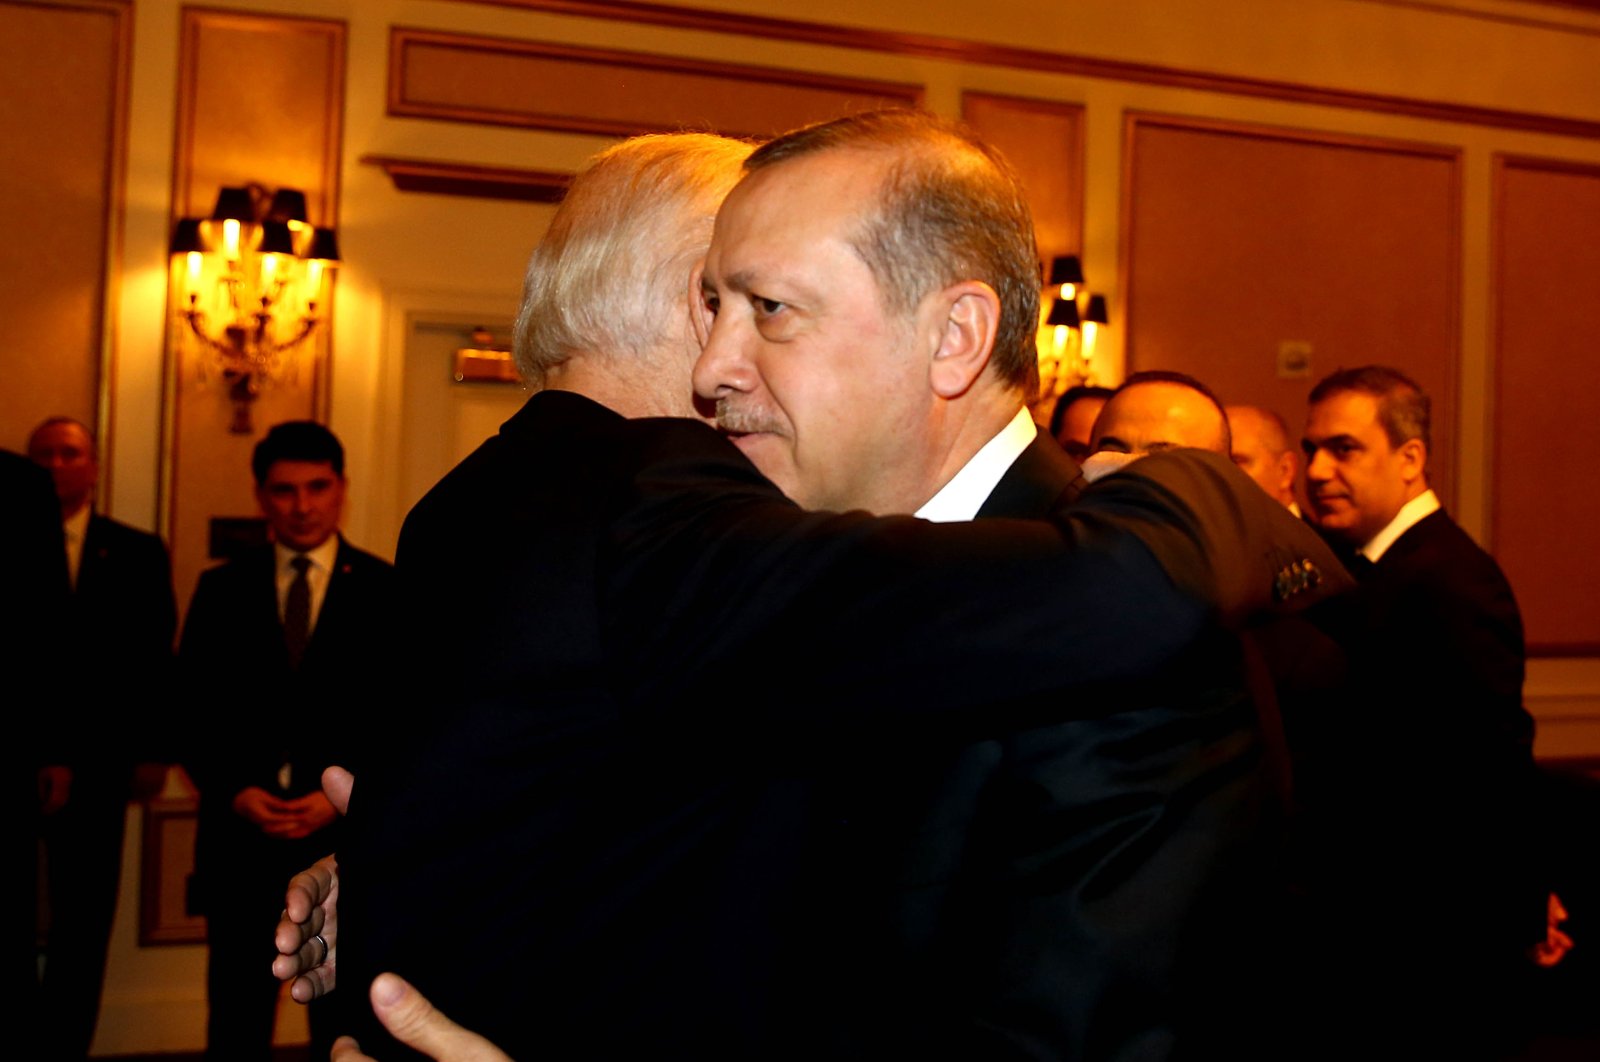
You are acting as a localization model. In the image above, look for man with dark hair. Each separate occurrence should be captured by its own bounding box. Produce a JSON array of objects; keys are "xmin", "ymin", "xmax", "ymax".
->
[
  {"xmin": 26, "ymin": 416, "xmax": 177, "ymax": 1061},
  {"xmin": 1049, "ymin": 383, "xmax": 1113, "ymax": 459},
  {"xmin": 1300, "ymin": 364, "xmax": 1542, "ymax": 1051},
  {"xmin": 181, "ymin": 419, "xmax": 393, "ymax": 1062},
  {"xmin": 1086, "ymin": 369, "xmax": 1232, "ymax": 461}
]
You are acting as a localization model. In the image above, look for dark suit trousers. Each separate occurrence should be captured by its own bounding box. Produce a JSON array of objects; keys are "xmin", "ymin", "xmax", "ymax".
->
[
  {"xmin": 203, "ymin": 841, "xmax": 339, "ymax": 1062},
  {"xmin": 39, "ymin": 768, "xmax": 130, "ymax": 1061}
]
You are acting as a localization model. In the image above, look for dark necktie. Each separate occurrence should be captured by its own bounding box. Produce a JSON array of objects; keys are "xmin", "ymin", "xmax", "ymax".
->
[
  {"xmin": 1344, "ymin": 550, "xmax": 1377, "ymax": 581},
  {"xmin": 285, "ymin": 554, "xmax": 312, "ymax": 669}
]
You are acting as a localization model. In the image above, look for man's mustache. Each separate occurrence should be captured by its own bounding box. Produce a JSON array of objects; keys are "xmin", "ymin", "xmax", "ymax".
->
[{"xmin": 715, "ymin": 401, "xmax": 783, "ymax": 437}]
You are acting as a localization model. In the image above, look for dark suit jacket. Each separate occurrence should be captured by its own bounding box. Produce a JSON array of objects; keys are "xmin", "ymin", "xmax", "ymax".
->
[
  {"xmin": 831, "ymin": 429, "xmax": 1282, "ymax": 1060},
  {"xmin": 61, "ymin": 514, "xmax": 177, "ymax": 771},
  {"xmin": 336, "ymin": 391, "xmax": 1349, "ymax": 1061},
  {"xmin": 1300, "ymin": 507, "xmax": 1541, "ymax": 1037},
  {"xmin": 179, "ymin": 537, "xmax": 395, "ymax": 904}
]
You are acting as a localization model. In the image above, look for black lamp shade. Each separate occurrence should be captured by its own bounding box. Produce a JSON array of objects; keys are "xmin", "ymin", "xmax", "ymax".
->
[
  {"xmin": 1047, "ymin": 254, "xmax": 1085, "ymax": 287},
  {"xmin": 1085, "ymin": 294, "xmax": 1109, "ymax": 324},
  {"xmin": 306, "ymin": 227, "xmax": 341, "ymax": 263},
  {"xmin": 169, "ymin": 217, "xmax": 206, "ymax": 256},
  {"xmin": 210, "ymin": 186, "xmax": 256, "ymax": 222},
  {"xmin": 267, "ymin": 188, "xmax": 310, "ymax": 225},
  {"xmin": 258, "ymin": 221, "xmax": 296, "ymax": 256},
  {"xmin": 1046, "ymin": 297, "xmax": 1081, "ymax": 328}
]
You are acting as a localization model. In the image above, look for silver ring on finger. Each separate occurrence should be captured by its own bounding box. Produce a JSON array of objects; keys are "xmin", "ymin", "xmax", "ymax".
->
[{"xmin": 313, "ymin": 933, "xmax": 329, "ymax": 966}]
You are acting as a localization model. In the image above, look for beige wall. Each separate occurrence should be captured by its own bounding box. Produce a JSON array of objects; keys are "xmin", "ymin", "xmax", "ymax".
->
[{"xmin": 9, "ymin": 0, "xmax": 1597, "ymax": 1053}]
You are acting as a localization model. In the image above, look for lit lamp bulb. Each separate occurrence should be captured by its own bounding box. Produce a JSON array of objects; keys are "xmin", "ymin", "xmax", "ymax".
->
[{"xmin": 222, "ymin": 218, "xmax": 241, "ymax": 260}]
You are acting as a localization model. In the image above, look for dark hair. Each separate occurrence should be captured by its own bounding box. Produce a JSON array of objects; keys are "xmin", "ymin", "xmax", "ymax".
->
[
  {"xmin": 1308, "ymin": 365, "xmax": 1430, "ymax": 452},
  {"xmin": 1048, "ymin": 385, "xmax": 1115, "ymax": 442},
  {"xmin": 251, "ymin": 421, "xmax": 344, "ymax": 485},
  {"xmin": 1113, "ymin": 370, "xmax": 1231, "ymax": 451},
  {"xmin": 745, "ymin": 109, "xmax": 1041, "ymax": 398}
]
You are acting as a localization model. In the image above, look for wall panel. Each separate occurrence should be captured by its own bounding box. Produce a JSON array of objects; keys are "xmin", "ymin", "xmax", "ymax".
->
[
  {"xmin": 962, "ymin": 92, "xmax": 1084, "ymax": 265},
  {"xmin": 390, "ymin": 27, "xmax": 920, "ymax": 140},
  {"xmin": 0, "ymin": 0, "xmax": 127, "ymax": 461},
  {"xmin": 1491, "ymin": 156, "xmax": 1600, "ymax": 654},
  {"xmin": 1123, "ymin": 114, "xmax": 1460, "ymax": 503}
]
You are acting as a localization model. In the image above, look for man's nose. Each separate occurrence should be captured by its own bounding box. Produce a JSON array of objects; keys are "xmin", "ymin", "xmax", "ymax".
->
[
  {"xmin": 691, "ymin": 321, "xmax": 754, "ymax": 401},
  {"xmin": 1305, "ymin": 449, "xmax": 1332, "ymax": 481}
]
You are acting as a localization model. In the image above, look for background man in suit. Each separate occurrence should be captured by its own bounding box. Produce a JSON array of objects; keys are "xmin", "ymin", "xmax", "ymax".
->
[
  {"xmin": 1048, "ymin": 383, "xmax": 1112, "ymax": 459},
  {"xmin": 5, "ymin": 449, "xmax": 69, "ymax": 1056},
  {"xmin": 180, "ymin": 420, "xmax": 393, "ymax": 1062},
  {"xmin": 27, "ymin": 416, "xmax": 176, "ymax": 1061},
  {"xmin": 1083, "ymin": 369, "xmax": 1231, "ymax": 460},
  {"xmin": 288, "ymin": 125, "xmax": 1346, "ymax": 1061},
  {"xmin": 1299, "ymin": 364, "xmax": 1542, "ymax": 1052},
  {"xmin": 1226, "ymin": 404, "xmax": 1300, "ymax": 513}
]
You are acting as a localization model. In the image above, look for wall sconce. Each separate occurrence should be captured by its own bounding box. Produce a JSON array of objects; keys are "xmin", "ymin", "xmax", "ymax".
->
[
  {"xmin": 169, "ymin": 184, "xmax": 340, "ymax": 433},
  {"xmin": 1036, "ymin": 255, "xmax": 1110, "ymax": 409}
]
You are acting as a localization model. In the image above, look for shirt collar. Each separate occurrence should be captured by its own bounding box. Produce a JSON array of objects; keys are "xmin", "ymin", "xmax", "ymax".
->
[
  {"xmin": 914, "ymin": 407, "xmax": 1037, "ymax": 524},
  {"xmin": 276, "ymin": 534, "xmax": 340, "ymax": 576},
  {"xmin": 1360, "ymin": 488, "xmax": 1439, "ymax": 563},
  {"xmin": 63, "ymin": 504, "xmax": 91, "ymax": 543}
]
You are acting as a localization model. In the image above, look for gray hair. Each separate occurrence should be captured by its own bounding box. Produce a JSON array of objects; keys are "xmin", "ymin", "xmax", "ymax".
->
[{"xmin": 514, "ymin": 133, "xmax": 754, "ymax": 384}]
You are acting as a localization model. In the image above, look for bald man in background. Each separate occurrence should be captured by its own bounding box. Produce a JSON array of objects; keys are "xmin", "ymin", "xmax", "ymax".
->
[
  {"xmin": 27, "ymin": 417, "xmax": 176, "ymax": 1062},
  {"xmin": 1082, "ymin": 370, "xmax": 1230, "ymax": 482},
  {"xmin": 1227, "ymin": 405, "xmax": 1300, "ymax": 514}
]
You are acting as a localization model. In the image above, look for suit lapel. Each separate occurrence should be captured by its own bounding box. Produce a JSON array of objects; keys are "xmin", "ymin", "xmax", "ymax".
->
[{"xmin": 975, "ymin": 427, "xmax": 1085, "ymax": 520}]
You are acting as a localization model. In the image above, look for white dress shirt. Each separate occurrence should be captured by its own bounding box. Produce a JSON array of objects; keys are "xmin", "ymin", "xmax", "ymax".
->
[
  {"xmin": 1359, "ymin": 488, "xmax": 1440, "ymax": 563},
  {"xmin": 62, "ymin": 504, "xmax": 91, "ymax": 589},
  {"xmin": 914, "ymin": 407, "xmax": 1037, "ymax": 523}
]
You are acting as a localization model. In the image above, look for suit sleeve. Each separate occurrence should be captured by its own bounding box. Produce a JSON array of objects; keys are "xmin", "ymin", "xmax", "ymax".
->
[{"xmin": 602, "ymin": 434, "xmax": 1349, "ymax": 738}]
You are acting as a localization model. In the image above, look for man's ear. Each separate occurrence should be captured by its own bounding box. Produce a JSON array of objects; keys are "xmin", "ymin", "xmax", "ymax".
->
[
  {"xmin": 927, "ymin": 280, "xmax": 1001, "ymax": 400},
  {"xmin": 687, "ymin": 261, "xmax": 712, "ymax": 349},
  {"xmin": 1397, "ymin": 437, "xmax": 1427, "ymax": 484}
]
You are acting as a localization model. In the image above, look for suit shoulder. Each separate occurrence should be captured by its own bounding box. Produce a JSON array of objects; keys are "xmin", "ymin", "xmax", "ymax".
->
[
  {"xmin": 335, "ymin": 540, "xmax": 394, "ymax": 573},
  {"xmin": 89, "ymin": 514, "xmax": 169, "ymax": 558},
  {"xmin": 1388, "ymin": 512, "xmax": 1514, "ymax": 592}
]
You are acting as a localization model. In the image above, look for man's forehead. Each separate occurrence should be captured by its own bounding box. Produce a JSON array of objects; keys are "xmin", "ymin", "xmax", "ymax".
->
[
  {"xmin": 712, "ymin": 148, "xmax": 889, "ymax": 245},
  {"xmin": 263, "ymin": 460, "xmax": 341, "ymax": 484},
  {"xmin": 30, "ymin": 421, "xmax": 92, "ymax": 451}
]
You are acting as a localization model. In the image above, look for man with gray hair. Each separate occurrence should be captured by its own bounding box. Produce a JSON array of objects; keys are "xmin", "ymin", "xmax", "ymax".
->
[{"xmin": 293, "ymin": 124, "xmax": 1344, "ymax": 1061}]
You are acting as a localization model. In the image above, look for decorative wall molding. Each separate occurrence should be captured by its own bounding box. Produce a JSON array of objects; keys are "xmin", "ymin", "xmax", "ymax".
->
[
  {"xmin": 389, "ymin": 26, "xmax": 920, "ymax": 140},
  {"xmin": 452, "ymin": 0, "xmax": 1600, "ymax": 139},
  {"xmin": 363, "ymin": 155, "xmax": 573, "ymax": 202},
  {"xmin": 961, "ymin": 92, "xmax": 1085, "ymax": 264},
  {"xmin": 1119, "ymin": 112, "xmax": 1462, "ymax": 506},
  {"xmin": 1488, "ymin": 153, "xmax": 1600, "ymax": 656},
  {"xmin": 0, "ymin": 0, "xmax": 130, "ymax": 489}
]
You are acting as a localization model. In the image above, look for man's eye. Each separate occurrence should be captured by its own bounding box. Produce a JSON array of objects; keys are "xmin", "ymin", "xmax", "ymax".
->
[
  {"xmin": 701, "ymin": 292, "xmax": 720, "ymax": 317},
  {"xmin": 753, "ymin": 296, "xmax": 784, "ymax": 316}
]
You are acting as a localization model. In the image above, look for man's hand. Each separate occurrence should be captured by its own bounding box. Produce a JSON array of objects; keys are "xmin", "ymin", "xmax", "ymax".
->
[
  {"xmin": 273, "ymin": 854, "xmax": 339, "ymax": 1000},
  {"xmin": 330, "ymin": 974, "xmax": 511, "ymax": 1062},
  {"xmin": 271, "ymin": 765, "xmax": 358, "ymax": 1001},
  {"xmin": 232, "ymin": 786, "xmax": 299, "ymax": 834},
  {"xmin": 278, "ymin": 791, "xmax": 338, "ymax": 839}
]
